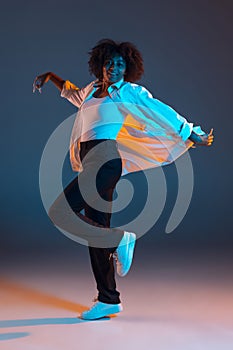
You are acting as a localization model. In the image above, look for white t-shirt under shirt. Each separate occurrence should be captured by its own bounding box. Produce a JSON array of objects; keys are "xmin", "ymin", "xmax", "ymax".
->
[{"xmin": 79, "ymin": 94, "xmax": 124, "ymax": 142}]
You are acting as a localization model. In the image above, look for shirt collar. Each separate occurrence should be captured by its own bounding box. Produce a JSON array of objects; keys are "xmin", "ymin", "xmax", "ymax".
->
[{"xmin": 107, "ymin": 78, "xmax": 125, "ymax": 94}]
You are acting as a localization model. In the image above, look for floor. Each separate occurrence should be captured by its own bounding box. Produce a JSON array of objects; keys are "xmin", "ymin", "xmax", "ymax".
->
[{"xmin": 1, "ymin": 246, "xmax": 233, "ymax": 350}]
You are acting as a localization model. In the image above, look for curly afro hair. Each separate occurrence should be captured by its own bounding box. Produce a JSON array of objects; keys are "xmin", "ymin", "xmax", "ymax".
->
[{"xmin": 88, "ymin": 39, "xmax": 144, "ymax": 82}]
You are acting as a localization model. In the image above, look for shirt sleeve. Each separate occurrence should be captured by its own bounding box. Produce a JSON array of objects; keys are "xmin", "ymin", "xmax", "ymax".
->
[
  {"xmin": 60, "ymin": 80, "xmax": 92, "ymax": 108},
  {"xmin": 132, "ymin": 85, "xmax": 205, "ymax": 141}
]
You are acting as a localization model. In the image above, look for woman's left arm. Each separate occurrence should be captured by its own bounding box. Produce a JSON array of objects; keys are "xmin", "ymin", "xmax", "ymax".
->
[{"xmin": 132, "ymin": 84, "xmax": 214, "ymax": 146}]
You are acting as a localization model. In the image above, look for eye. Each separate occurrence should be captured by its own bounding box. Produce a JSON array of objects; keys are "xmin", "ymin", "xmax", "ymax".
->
[{"xmin": 104, "ymin": 60, "xmax": 111, "ymax": 68}]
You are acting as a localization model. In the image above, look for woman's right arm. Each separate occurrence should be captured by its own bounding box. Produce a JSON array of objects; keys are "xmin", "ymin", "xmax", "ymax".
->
[
  {"xmin": 33, "ymin": 72, "xmax": 65, "ymax": 92},
  {"xmin": 33, "ymin": 73, "xmax": 96, "ymax": 108}
]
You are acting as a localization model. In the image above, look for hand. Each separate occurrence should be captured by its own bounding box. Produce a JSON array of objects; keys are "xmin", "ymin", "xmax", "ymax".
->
[
  {"xmin": 33, "ymin": 72, "xmax": 51, "ymax": 93},
  {"xmin": 93, "ymin": 79, "xmax": 103, "ymax": 89},
  {"xmin": 93, "ymin": 78, "xmax": 111, "ymax": 90},
  {"xmin": 192, "ymin": 128, "xmax": 214, "ymax": 147}
]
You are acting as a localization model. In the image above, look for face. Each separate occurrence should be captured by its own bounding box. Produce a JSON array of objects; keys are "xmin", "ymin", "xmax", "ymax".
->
[{"xmin": 102, "ymin": 55, "xmax": 126, "ymax": 84}]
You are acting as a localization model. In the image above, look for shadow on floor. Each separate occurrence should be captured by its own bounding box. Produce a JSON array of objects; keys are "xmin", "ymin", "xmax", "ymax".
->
[
  {"xmin": 0, "ymin": 317, "xmax": 82, "ymax": 328},
  {"xmin": 0, "ymin": 332, "xmax": 30, "ymax": 341},
  {"xmin": 0, "ymin": 316, "xmax": 111, "ymax": 329},
  {"xmin": 0, "ymin": 277, "xmax": 86, "ymax": 313},
  {"xmin": 0, "ymin": 277, "xmax": 116, "ymax": 331}
]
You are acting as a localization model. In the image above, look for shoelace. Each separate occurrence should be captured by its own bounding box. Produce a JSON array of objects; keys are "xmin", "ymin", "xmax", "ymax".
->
[
  {"xmin": 110, "ymin": 252, "xmax": 117, "ymax": 261},
  {"xmin": 111, "ymin": 252, "xmax": 122, "ymax": 268},
  {"xmin": 83, "ymin": 297, "xmax": 99, "ymax": 312}
]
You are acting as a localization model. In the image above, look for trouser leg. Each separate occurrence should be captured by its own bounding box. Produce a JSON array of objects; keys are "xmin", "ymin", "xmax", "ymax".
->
[
  {"xmin": 48, "ymin": 140, "xmax": 124, "ymax": 248},
  {"xmin": 85, "ymin": 187, "xmax": 120, "ymax": 304},
  {"xmin": 83, "ymin": 141, "xmax": 122, "ymax": 304},
  {"xmin": 49, "ymin": 139, "xmax": 123, "ymax": 303}
]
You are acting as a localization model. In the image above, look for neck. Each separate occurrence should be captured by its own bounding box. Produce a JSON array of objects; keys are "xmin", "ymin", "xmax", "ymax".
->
[{"xmin": 101, "ymin": 80, "xmax": 114, "ymax": 91}]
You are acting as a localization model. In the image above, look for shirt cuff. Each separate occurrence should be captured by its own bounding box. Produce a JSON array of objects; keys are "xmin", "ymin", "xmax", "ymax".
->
[
  {"xmin": 60, "ymin": 80, "xmax": 79, "ymax": 98},
  {"xmin": 192, "ymin": 125, "xmax": 206, "ymax": 135}
]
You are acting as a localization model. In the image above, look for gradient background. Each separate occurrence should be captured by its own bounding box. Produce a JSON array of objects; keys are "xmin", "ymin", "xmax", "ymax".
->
[{"xmin": 1, "ymin": 0, "xmax": 232, "ymax": 268}]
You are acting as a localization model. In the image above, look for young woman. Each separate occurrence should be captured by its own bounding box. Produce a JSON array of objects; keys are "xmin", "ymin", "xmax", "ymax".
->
[{"xmin": 33, "ymin": 39, "xmax": 214, "ymax": 320}]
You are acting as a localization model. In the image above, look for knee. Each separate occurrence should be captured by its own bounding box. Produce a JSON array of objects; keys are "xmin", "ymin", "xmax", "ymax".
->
[
  {"xmin": 48, "ymin": 198, "xmax": 63, "ymax": 225},
  {"xmin": 48, "ymin": 197, "xmax": 72, "ymax": 226}
]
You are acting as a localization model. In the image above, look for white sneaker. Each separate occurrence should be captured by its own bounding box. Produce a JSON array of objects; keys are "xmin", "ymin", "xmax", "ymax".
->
[
  {"xmin": 79, "ymin": 301, "xmax": 123, "ymax": 320},
  {"xmin": 114, "ymin": 231, "xmax": 136, "ymax": 277}
]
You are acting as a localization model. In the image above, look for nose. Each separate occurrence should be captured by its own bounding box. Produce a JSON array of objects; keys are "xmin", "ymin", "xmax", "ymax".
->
[{"xmin": 109, "ymin": 62, "xmax": 117, "ymax": 72}]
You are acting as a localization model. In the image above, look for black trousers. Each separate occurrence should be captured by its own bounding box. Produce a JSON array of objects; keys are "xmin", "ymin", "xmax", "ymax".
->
[{"xmin": 49, "ymin": 139, "xmax": 123, "ymax": 304}]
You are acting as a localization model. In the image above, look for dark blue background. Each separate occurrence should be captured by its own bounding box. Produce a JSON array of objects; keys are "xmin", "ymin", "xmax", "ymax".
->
[{"xmin": 1, "ymin": 0, "xmax": 232, "ymax": 260}]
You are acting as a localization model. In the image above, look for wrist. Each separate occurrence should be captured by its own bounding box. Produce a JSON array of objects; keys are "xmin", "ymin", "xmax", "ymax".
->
[
  {"xmin": 189, "ymin": 132, "xmax": 201, "ymax": 143},
  {"xmin": 44, "ymin": 72, "xmax": 51, "ymax": 83}
]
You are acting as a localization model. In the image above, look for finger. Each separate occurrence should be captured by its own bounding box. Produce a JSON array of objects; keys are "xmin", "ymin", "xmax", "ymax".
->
[
  {"xmin": 34, "ymin": 77, "xmax": 40, "ymax": 84},
  {"xmin": 208, "ymin": 128, "xmax": 214, "ymax": 136},
  {"xmin": 33, "ymin": 79, "xmax": 38, "ymax": 88},
  {"xmin": 93, "ymin": 80, "xmax": 103, "ymax": 87}
]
